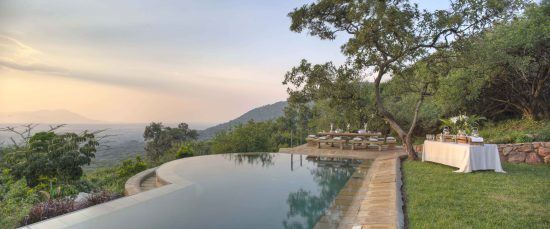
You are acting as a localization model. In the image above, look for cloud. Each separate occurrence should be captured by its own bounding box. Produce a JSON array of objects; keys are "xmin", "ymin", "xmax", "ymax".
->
[{"xmin": 0, "ymin": 35, "xmax": 176, "ymax": 92}]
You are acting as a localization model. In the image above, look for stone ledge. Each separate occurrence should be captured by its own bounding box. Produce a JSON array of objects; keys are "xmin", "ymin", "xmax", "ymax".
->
[
  {"xmin": 124, "ymin": 167, "xmax": 158, "ymax": 196},
  {"xmin": 356, "ymin": 155, "xmax": 405, "ymax": 229}
]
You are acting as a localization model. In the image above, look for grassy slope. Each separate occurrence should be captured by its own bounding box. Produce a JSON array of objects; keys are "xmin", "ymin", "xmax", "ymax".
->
[
  {"xmin": 479, "ymin": 119, "xmax": 550, "ymax": 144},
  {"xmin": 402, "ymin": 161, "xmax": 550, "ymax": 229}
]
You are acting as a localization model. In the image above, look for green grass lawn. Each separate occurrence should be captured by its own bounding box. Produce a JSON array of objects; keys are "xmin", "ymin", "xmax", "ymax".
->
[{"xmin": 402, "ymin": 161, "xmax": 550, "ymax": 229}]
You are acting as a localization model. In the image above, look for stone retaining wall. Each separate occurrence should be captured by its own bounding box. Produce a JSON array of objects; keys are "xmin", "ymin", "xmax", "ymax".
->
[{"xmin": 498, "ymin": 142, "xmax": 550, "ymax": 165}]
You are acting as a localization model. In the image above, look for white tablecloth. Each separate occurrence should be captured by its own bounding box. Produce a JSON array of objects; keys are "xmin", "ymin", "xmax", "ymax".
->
[{"xmin": 422, "ymin": 141, "xmax": 505, "ymax": 173}]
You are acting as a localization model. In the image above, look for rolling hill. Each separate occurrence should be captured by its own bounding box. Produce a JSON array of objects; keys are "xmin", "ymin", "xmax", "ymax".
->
[
  {"xmin": 0, "ymin": 109, "xmax": 99, "ymax": 124},
  {"xmin": 198, "ymin": 101, "xmax": 288, "ymax": 140}
]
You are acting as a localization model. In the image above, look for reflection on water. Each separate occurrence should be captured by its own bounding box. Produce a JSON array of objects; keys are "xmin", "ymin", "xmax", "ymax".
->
[
  {"xmin": 55, "ymin": 153, "xmax": 368, "ymax": 229},
  {"xmin": 284, "ymin": 157, "xmax": 362, "ymax": 229},
  {"xmin": 224, "ymin": 152, "xmax": 276, "ymax": 167}
]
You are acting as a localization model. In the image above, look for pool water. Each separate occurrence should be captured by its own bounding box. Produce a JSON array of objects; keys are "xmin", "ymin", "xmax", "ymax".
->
[
  {"xmin": 55, "ymin": 153, "xmax": 365, "ymax": 229},
  {"xmin": 161, "ymin": 153, "xmax": 363, "ymax": 229}
]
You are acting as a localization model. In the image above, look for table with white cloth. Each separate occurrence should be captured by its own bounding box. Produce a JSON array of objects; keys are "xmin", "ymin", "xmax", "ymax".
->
[{"xmin": 422, "ymin": 140, "xmax": 505, "ymax": 173}]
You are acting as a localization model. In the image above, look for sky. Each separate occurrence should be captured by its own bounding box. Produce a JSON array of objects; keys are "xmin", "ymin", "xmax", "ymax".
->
[{"xmin": 0, "ymin": 0, "xmax": 449, "ymax": 126}]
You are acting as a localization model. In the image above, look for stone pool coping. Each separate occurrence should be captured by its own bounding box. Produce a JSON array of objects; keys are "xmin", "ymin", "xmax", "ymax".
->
[{"xmin": 352, "ymin": 154, "xmax": 405, "ymax": 229}]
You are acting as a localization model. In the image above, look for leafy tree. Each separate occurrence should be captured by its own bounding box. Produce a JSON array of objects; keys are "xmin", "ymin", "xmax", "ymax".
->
[
  {"xmin": 5, "ymin": 131, "xmax": 98, "ymax": 187},
  {"xmin": 288, "ymin": 0, "xmax": 524, "ymax": 159},
  {"xmin": 447, "ymin": 1, "xmax": 550, "ymax": 119},
  {"xmin": 210, "ymin": 120, "xmax": 279, "ymax": 153},
  {"xmin": 143, "ymin": 122, "xmax": 198, "ymax": 161}
]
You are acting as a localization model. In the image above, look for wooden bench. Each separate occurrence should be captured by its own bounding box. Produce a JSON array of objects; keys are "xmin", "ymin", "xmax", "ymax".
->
[
  {"xmin": 317, "ymin": 137, "xmax": 347, "ymax": 149},
  {"xmin": 305, "ymin": 137, "xmax": 317, "ymax": 146},
  {"xmin": 349, "ymin": 138, "xmax": 383, "ymax": 151}
]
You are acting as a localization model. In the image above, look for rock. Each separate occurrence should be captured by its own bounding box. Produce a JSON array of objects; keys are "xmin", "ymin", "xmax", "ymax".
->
[
  {"xmin": 532, "ymin": 142, "xmax": 543, "ymax": 148},
  {"xmin": 75, "ymin": 192, "xmax": 90, "ymax": 203},
  {"xmin": 525, "ymin": 153, "xmax": 542, "ymax": 164},
  {"xmin": 538, "ymin": 147, "xmax": 550, "ymax": 157},
  {"xmin": 544, "ymin": 142, "xmax": 550, "ymax": 148},
  {"xmin": 507, "ymin": 151, "xmax": 526, "ymax": 163},
  {"xmin": 515, "ymin": 143, "xmax": 533, "ymax": 152},
  {"xmin": 502, "ymin": 146, "xmax": 514, "ymax": 156},
  {"xmin": 544, "ymin": 155, "xmax": 550, "ymax": 164},
  {"xmin": 499, "ymin": 154, "xmax": 508, "ymax": 164}
]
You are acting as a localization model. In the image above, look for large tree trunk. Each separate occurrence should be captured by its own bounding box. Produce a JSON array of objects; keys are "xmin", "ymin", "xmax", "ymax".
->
[{"xmin": 372, "ymin": 69, "xmax": 420, "ymax": 160}]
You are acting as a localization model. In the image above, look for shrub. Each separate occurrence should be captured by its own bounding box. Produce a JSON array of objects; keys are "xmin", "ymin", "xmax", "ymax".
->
[
  {"xmin": 175, "ymin": 143, "xmax": 194, "ymax": 159},
  {"xmin": 0, "ymin": 173, "xmax": 39, "ymax": 228},
  {"xmin": 20, "ymin": 198, "xmax": 76, "ymax": 226},
  {"xmin": 20, "ymin": 191, "xmax": 121, "ymax": 226},
  {"xmin": 85, "ymin": 190, "xmax": 120, "ymax": 206},
  {"xmin": 116, "ymin": 156, "xmax": 147, "ymax": 178}
]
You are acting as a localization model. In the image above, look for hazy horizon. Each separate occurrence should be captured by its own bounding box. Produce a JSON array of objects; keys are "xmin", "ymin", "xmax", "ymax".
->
[{"xmin": 1, "ymin": 0, "xmax": 449, "ymax": 124}]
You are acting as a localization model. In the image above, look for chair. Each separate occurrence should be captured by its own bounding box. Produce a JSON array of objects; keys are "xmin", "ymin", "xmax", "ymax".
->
[
  {"xmin": 385, "ymin": 136, "xmax": 397, "ymax": 149},
  {"xmin": 330, "ymin": 136, "xmax": 347, "ymax": 150},
  {"xmin": 349, "ymin": 137, "xmax": 365, "ymax": 150},
  {"xmin": 305, "ymin": 134, "xmax": 318, "ymax": 146},
  {"xmin": 366, "ymin": 137, "xmax": 383, "ymax": 151}
]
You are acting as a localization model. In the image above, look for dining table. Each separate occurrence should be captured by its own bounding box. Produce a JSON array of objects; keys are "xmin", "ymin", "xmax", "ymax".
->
[
  {"xmin": 317, "ymin": 132, "xmax": 382, "ymax": 138},
  {"xmin": 422, "ymin": 140, "xmax": 505, "ymax": 173}
]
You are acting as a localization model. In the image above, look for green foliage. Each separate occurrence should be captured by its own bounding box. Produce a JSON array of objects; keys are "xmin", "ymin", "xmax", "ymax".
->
[
  {"xmin": 439, "ymin": 114, "xmax": 486, "ymax": 134},
  {"xmin": 437, "ymin": 1, "xmax": 550, "ymax": 120},
  {"xmin": 403, "ymin": 161, "xmax": 550, "ymax": 228},
  {"xmin": 143, "ymin": 122, "xmax": 198, "ymax": 161},
  {"xmin": 210, "ymin": 120, "xmax": 282, "ymax": 154},
  {"xmin": 480, "ymin": 119, "xmax": 550, "ymax": 143},
  {"xmin": 174, "ymin": 143, "xmax": 194, "ymax": 159},
  {"xmin": 116, "ymin": 156, "xmax": 147, "ymax": 178},
  {"xmin": 4, "ymin": 131, "xmax": 98, "ymax": 187},
  {"xmin": 0, "ymin": 171, "xmax": 39, "ymax": 228}
]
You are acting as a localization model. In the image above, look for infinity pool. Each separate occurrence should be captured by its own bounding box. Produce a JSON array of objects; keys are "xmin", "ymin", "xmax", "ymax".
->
[{"xmin": 30, "ymin": 153, "xmax": 366, "ymax": 229}]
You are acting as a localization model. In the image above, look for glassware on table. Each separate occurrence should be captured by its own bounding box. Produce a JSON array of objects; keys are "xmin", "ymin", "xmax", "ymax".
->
[
  {"xmin": 426, "ymin": 134, "xmax": 434, "ymax": 141},
  {"xmin": 471, "ymin": 128, "xmax": 479, "ymax": 137},
  {"xmin": 442, "ymin": 126, "xmax": 450, "ymax": 136}
]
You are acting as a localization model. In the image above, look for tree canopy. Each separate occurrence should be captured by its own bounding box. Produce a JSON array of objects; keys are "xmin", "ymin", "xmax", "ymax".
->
[
  {"xmin": 143, "ymin": 122, "xmax": 198, "ymax": 161},
  {"xmin": 288, "ymin": 0, "xmax": 527, "ymax": 159}
]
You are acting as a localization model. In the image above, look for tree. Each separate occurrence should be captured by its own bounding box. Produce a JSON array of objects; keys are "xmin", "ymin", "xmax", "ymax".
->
[
  {"xmin": 456, "ymin": 1, "xmax": 549, "ymax": 119},
  {"xmin": 288, "ymin": 0, "xmax": 524, "ymax": 159},
  {"xmin": 4, "ymin": 131, "xmax": 98, "ymax": 186},
  {"xmin": 143, "ymin": 122, "xmax": 198, "ymax": 161},
  {"xmin": 210, "ymin": 120, "xmax": 279, "ymax": 153}
]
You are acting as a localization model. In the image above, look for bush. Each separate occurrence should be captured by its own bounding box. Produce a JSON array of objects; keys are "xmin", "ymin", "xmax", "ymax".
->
[
  {"xmin": 0, "ymin": 172, "xmax": 39, "ymax": 228},
  {"xmin": 20, "ymin": 198, "xmax": 76, "ymax": 226},
  {"xmin": 175, "ymin": 143, "xmax": 194, "ymax": 159},
  {"xmin": 116, "ymin": 156, "xmax": 147, "ymax": 178},
  {"xmin": 83, "ymin": 191, "xmax": 120, "ymax": 207},
  {"xmin": 20, "ymin": 190, "xmax": 121, "ymax": 226}
]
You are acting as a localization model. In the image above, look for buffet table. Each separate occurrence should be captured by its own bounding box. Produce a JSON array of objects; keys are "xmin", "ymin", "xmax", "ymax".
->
[{"xmin": 422, "ymin": 140, "xmax": 505, "ymax": 173}]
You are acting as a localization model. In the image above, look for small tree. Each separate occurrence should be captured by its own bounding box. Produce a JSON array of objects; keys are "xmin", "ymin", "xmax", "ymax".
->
[
  {"xmin": 4, "ymin": 131, "xmax": 98, "ymax": 186},
  {"xmin": 288, "ymin": 0, "xmax": 524, "ymax": 159},
  {"xmin": 143, "ymin": 122, "xmax": 198, "ymax": 161}
]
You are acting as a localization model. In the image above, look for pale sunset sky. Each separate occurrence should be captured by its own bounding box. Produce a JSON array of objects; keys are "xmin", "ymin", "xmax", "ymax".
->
[{"xmin": 0, "ymin": 0, "xmax": 448, "ymax": 125}]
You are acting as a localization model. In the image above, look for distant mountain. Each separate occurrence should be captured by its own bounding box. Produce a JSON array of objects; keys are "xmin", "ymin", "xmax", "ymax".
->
[
  {"xmin": 198, "ymin": 101, "xmax": 288, "ymax": 140},
  {"xmin": 0, "ymin": 109, "xmax": 99, "ymax": 124}
]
